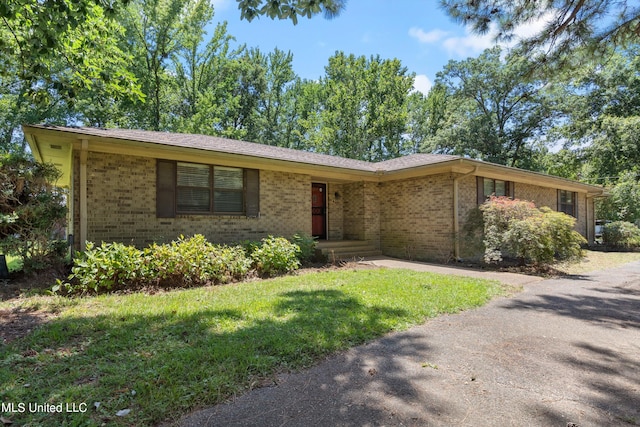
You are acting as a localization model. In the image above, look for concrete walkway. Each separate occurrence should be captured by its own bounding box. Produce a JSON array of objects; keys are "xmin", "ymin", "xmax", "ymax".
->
[{"xmin": 177, "ymin": 259, "xmax": 640, "ymax": 427}]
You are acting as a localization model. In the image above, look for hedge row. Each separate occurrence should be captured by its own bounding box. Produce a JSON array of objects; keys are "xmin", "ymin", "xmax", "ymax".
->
[{"xmin": 55, "ymin": 234, "xmax": 316, "ymax": 294}]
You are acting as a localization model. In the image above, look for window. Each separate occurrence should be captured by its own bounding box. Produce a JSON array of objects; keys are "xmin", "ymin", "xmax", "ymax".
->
[
  {"xmin": 477, "ymin": 177, "xmax": 514, "ymax": 204},
  {"xmin": 558, "ymin": 190, "xmax": 577, "ymax": 217},
  {"xmin": 157, "ymin": 160, "xmax": 259, "ymax": 218}
]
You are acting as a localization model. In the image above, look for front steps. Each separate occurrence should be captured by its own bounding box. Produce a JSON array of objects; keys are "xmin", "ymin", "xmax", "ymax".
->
[{"xmin": 316, "ymin": 240, "xmax": 382, "ymax": 261}]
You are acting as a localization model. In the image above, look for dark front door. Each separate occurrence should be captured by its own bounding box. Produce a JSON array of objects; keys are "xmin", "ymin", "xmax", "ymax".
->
[{"xmin": 312, "ymin": 183, "xmax": 326, "ymax": 239}]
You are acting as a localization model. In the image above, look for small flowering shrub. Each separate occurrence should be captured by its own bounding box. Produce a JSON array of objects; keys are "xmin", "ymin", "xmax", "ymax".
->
[{"xmin": 477, "ymin": 196, "xmax": 585, "ymax": 265}]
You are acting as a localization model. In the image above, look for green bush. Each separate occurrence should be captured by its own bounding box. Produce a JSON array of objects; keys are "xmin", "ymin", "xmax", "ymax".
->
[
  {"xmin": 57, "ymin": 235, "xmax": 252, "ymax": 294},
  {"xmin": 290, "ymin": 232, "xmax": 318, "ymax": 263},
  {"xmin": 62, "ymin": 242, "xmax": 148, "ymax": 293},
  {"xmin": 479, "ymin": 196, "xmax": 585, "ymax": 265},
  {"xmin": 602, "ymin": 221, "xmax": 640, "ymax": 248},
  {"xmin": 251, "ymin": 236, "xmax": 301, "ymax": 277},
  {"xmin": 148, "ymin": 235, "xmax": 251, "ymax": 286}
]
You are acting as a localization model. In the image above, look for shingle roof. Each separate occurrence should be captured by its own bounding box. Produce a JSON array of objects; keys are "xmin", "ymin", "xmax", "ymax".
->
[{"xmin": 31, "ymin": 125, "xmax": 458, "ymax": 171}]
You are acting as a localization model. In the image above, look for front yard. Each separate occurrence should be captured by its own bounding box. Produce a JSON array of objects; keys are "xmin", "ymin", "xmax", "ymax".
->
[{"xmin": 0, "ymin": 268, "xmax": 504, "ymax": 426}]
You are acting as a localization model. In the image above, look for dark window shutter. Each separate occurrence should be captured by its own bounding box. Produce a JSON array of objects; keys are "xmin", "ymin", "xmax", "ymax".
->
[
  {"xmin": 157, "ymin": 160, "xmax": 176, "ymax": 218},
  {"xmin": 557, "ymin": 189, "xmax": 562, "ymax": 213},
  {"xmin": 245, "ymin": 169, "xmax": 260, "ymax": 217},
  {"xmin": 477, "ymin": 176, "xmax": 485, "ymax": 205},
  {"xmin": 508, "ymin": 181, "xmax": 515, "ymax": 199}
]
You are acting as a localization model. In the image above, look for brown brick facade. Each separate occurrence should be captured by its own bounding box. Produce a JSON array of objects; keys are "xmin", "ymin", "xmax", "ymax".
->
[
  {"xmin": 380, "ymin": 173, "xmax": 455, "ymax": 262},
  {"xmin": 72, "ymin": 151, "xmax": 595, "ymax": 259},
  {"xmin": 73, "ymin": 151, "xmax": 312, "ymax": 249}
]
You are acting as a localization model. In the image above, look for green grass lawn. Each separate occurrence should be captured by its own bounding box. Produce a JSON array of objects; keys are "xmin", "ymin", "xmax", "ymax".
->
[{"xmin": 0, "ymin": 268, "xmax": 504, "ymax": 426}]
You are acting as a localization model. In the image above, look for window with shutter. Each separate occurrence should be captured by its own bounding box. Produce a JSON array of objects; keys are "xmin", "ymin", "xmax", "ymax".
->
[{"xmin": 156, "ymin": 160, "xmax": 259, "ymax": 217}]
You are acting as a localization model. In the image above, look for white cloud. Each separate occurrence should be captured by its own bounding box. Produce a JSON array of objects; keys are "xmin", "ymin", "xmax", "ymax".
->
[
  {"xmin": 413, "ymin": 74, "xmax": 433, "ymax": 95},
  {"xmin": 411, "ymin": 11, "xmax": 555, "ymax": 59},
  {"xmin": 408, "ymin": 27, "xmax": 449, "ymax": 44},
  {"xmin": 442, "ymin": 27, "xmax": 496, "ymax": 57}
]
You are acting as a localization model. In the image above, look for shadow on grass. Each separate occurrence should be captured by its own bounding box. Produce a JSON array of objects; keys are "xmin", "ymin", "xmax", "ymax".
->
[{"xmin": 1, "ymin": 288, "xmax": 449, "ymax": 426}]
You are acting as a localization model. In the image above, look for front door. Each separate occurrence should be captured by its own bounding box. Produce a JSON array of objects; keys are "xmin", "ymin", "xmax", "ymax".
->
[{"xmin": 312, "ymin": 183, "xmax": 326, "ymax": 239}]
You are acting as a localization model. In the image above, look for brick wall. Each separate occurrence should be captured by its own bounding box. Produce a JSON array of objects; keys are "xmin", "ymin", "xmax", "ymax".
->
[
  {"xmin": 327, "ymin": 183, "xmax": 344, "ymax": 240},
  {"xmin": 456, "ymin": 177, "xmax": 592, "ymax": 259},
  {"xmin": 73, "ymin": 151, "xmax": 311, "ymax": 248},
  {"xmin": 343, "ymin": 182, "xmax": 365, "ymax": 240},
  {"xmin": 380, "ymin": 173, "xmax": 455, "ymax": 262}
]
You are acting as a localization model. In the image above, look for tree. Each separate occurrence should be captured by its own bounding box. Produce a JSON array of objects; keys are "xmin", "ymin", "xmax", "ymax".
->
[
  {"xmin": 1, "ymin": 0, "xmax": 140, "ymax": 115},
  {"xmin": 441, "ymin": 0, "xmax": 640, "ymax": 65},
  {"xmin": 596, "ymin": 171, "xmax": 640, "ymax": 224},
  {"xmin": 550, "ymin": 47, "xmax": 640, "ymax": 181},
  {"xmin": 236, "ymin": 0, "xmax": 346, "ymax": 23},
  {"xmin": 0, "ymin": 154, "xmax": 67, "ymax": 271},
  {"xmin": 426, "ymin": 46, "xmax": 556, "ymax": 168},
  {"xmin": 407, "ymin": 84, "xmax": 448, "ymax": 154},
  {"xmin": 119, "ymin": 0, "xmax": 190, "ymax": 130},
  {"xmin": 318, "ymin": 52, "xmax": 414, "ymax": 161}
]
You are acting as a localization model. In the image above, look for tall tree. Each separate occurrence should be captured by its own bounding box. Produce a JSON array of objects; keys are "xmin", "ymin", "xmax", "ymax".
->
[
  {"xmin": 551, "ymin": 46, "xmax": 640, "ymax": 181},
  {"xmin": 1, "ymin": 4, "xmax": 141, "ymax": 150},
  {"xmin": 441, "ymin": 1, "xmax": 640, "ymax": 68},
  {"xmin": 255, "ymin": 48, "xmax": 296, "ymax": 145},
  {"xmin": 0, "ymin": 0, "xmax": 136, "ymax": 102},
  {"xmin": 427, "ymin": 46, "xmax": 556, "ymax": 168},
  {"xmin": 119, "ymin": 0, "xmax": 192, "ymax": 130},
  {"xmin": 318, "ymin": 52, "xmax": 414, "ymax": 161}
]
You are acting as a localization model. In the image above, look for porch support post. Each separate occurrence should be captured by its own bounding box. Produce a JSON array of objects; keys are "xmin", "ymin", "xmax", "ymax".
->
[
  {"xmin": 453, "ymin": 166, "xmax": 478, "ymax": 260},
  {"xmin": 79, "ymin": 139, "xmax": 88, "ymax": 251}
]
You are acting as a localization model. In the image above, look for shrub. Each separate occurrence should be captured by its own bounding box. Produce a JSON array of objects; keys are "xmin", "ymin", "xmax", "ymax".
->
[
  {"xmin": 57, "ymin": 235, "xmax": 252, "ymax": 294},
  {"xmin": 251, "ymin": 236, "xmax": 300, "ymax": 277},
  {"xmin": 147, "ymin": 235, "xmax": 251, "ymax": 286},
  {"xmin": 0, "ymin": 154, "xmax": 68, "ymax": 272},
  {"xmin": 478, "ymin": 196, "xmax": 585, "ymax": 265},
  {"xmin": 602, "ymin": 221, "xmax": 640, "ymax": 248},
  {"xmin": 290, "ymin": 232, "xmax": 319, "ymax": 264},
  {"xmin": 62, "ymin": 242, "xmax": 148, "ymax": 293}
]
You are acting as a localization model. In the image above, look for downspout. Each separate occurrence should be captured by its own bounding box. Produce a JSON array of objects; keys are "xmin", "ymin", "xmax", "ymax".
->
[
  {"xmin": 453, "ymin": 166, "xmax": 478, "ymax": 261},
  {"xmin": 80, "ymin": 139, "xmax": 88, "ymax": 251}
]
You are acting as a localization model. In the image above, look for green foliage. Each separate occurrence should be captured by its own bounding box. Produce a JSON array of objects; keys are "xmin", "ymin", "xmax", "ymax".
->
[
  {"xmin": 65, "ymin": 242, "xmax": 147, "ymax": 293},
  {"xmin": 148, "ymin": 235, "xmax": 252, "ymax": 286},
  {"xmin": 237, "ymin": 0, "xmax": 346, "ymax": 23},
  {"xmin": 59, "ymin": 235, "xmax": 252, "ymax": 294},
  {"xmin": 0, "ymin": 154, "xmax": 68, "ymax": 272},
  {"xmin": 595, "ymin": 171, "xmax": 640, "ymax": 224},
  {"xmin": 251, "ymin": 235, "xmax": 301, "ymax": 277},
  {"xmin": 478, "ymin": 197, "xmax": 585, "ymax": 265},
  {"xmin": 290, "ymin": 232, "xmax": 319, "ymax": 263},
  {"xmin": 602, "ymin": 221, "xmax": 640, "ymax": 248},
  {"xmin": 441, "ymin": 0, "xmax": 639, "ymax": 68},
  {"xmin": 427, "ymin": 46, "xmax": 556, "ymax": 169}
]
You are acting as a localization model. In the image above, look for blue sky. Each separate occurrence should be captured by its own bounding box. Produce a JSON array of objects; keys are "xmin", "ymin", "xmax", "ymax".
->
[{"xmin": 209, "ymin": 0, "xmax": 532, "ymax": 95}]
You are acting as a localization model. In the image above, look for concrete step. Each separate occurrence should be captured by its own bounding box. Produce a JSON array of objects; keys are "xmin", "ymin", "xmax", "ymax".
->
[{"xmin": 317, "ymin": 240, "xmax": 382, "ymax": 260}]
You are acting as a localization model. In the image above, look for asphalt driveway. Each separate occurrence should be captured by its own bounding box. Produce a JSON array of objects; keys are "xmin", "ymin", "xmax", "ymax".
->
[{"xmin": 177, "ymin": 259, "xmax": 640, "ymax": 427}]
